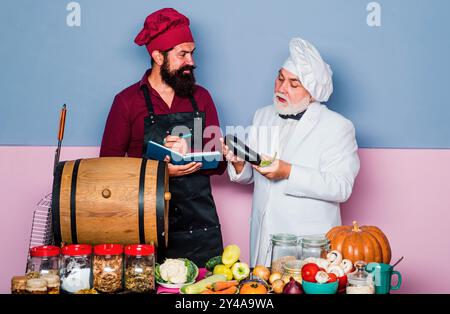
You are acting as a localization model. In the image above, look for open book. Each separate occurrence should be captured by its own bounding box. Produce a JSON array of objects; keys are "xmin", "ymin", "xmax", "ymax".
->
[{"xmin": 145, "ymin": 140, "xmax": 222, "ymax": 170}]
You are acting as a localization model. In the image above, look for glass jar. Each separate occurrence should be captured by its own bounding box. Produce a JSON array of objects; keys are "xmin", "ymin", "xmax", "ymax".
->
[
  {"xmin": 11, "ymin": 276, "xmax": 27, "ymax": 294},
  {"xmin": 346, "ymin": 261, "xmax": 375, "ymax": 294},
  {"xmin": 26, "ymin": 245, "xmax": 60, "ymax": 279},
  {"xmin": 41, "ymin": 274, "xmax": 60, "ymax": 294},
  {"xmin": 281, "ymin": 260, "xmax": 303, "ymax": 284},
  {"xmin": 60, "ymin": 244, "xmax": 92, "ymax": 294},
  {"xmin": 93, "ymin": 244, "xmax": 123, "ymax": 293},
  {"xmin": 124, "ymin": 244, "xmax": 155, "ymax": 293},
  {"xmin": 300, "ymin": 234, "xmax": 330, "ymax": 260},
  {"xmin": 269, "ymin": 234, "xmax": 300, "ymax": 274},
  {"xmin": 26, "ymin": 278, "xmax": 47, "ymax": 294}
]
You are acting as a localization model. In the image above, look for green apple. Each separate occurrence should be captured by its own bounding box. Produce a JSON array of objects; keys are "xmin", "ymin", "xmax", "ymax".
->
[{"xmin": 231, "ymin": 262, "xmax": 250, "ymax": 281}]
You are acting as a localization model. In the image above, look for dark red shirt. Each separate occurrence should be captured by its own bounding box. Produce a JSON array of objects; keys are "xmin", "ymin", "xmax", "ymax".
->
[{"xmin": 100, "ymin": 69, "xmax": 226, "ymax": 175}]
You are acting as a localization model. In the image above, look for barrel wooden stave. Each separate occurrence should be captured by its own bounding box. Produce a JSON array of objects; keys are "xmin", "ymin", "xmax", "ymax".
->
[{"xmin": 53, "ymin": 157, "xmax": 167, "ymax": 246}]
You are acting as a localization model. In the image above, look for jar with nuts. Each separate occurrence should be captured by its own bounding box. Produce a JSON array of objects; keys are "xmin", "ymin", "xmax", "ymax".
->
[
  {"xmin": 93, "ymin": 244, "xmax": 123, "ymax": 293},
  {"xmin": 124, "ymin": 244, "xmax": 155, "ymax": 293}
]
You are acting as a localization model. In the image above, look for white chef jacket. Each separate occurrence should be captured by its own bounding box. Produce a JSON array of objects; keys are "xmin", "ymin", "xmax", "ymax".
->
[{"xmin": 227, "ymin": 102, "xmax": 360, "ymax": 267}]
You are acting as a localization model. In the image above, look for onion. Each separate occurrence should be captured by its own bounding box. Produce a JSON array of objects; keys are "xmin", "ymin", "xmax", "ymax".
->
[
  {"xmin": 282, "ymin": 277, "xmax": 303, "ymax": 294},
  {"xmin": 272, "ymin": 279, "xmax": 285, "ymax": 294}
]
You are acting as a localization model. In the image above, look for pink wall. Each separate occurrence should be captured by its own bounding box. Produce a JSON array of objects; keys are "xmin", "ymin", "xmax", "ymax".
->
[{"xmin": 1, "ymin": 146, "xmax": 449, "ymax": 293}]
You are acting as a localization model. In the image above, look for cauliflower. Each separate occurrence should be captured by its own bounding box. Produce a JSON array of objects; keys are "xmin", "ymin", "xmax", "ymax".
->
[{"xmin": 159, "ymin": 259, "xmax": 188, "ymax": 284}]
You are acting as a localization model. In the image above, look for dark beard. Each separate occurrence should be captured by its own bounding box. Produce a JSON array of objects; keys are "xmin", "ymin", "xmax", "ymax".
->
[{"xmin": 160, "ymin": 59, "xmax": 196, "ymax": 97}]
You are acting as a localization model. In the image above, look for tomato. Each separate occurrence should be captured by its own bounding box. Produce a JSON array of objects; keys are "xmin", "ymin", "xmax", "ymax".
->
[
  {"xmin": 239, "ymin": 281, "xmax": 268, "ymax": 294},
  {"xmin": 301, "ymin": 263, "xmax": 320, "ymax": 283},
  {"xmin": 327, "ymin": 273, "xmax": 338, "ymax": 283},
  {"xmin": 338, "ymin": 275, "xmax": 348, "ymax": 291}
]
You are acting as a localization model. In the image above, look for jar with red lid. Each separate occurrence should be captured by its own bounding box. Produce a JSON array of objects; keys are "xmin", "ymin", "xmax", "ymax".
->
[
  {"xmin": 124, "ymin": 244, "xmax": 155, "ymax": 293},
  {"xmin": 60, "ymin": 244, "xmax": 92, "ymax": 293},
  {"xmin": 93, "ymin": 244, "xmax": 123, "ymax": 293},
  {"xmin": 26, "ymin": 245, "xmax": 60, "ymax": 279}
]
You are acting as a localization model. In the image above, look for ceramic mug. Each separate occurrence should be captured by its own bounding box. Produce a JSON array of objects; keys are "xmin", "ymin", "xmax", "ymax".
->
[{"xmin": 366, "ymin": 262, "xmax": 402, "ymax": 294}]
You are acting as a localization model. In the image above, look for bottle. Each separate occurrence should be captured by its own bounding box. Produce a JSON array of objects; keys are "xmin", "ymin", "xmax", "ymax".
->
[
  {"xmin": 93, "ymin": 244, "xmax": 123, "ymax": 293},
  {"xmin": 26, "ymin": 278, "xmax": 47, "ymax": 294},
  {"xmin": 11, "ymin": 276, "xmax": 27, "ymax": 294},
  {"xmin": 281, "ymin": 260, "xmax": 303, "ymax": 284},
  {"xmin": 124, "ymin": 244, "xmax": 155, "ymax": 293},
  {"xmin": 41, "ymin": 274, "xmax": 60, "ymax": 294},
  {"xmin": 346, "ymin": 261, "xmax": 375, "ymax": 294},
  {"xmin": 26, "ymin": 245, "xmax": 60, "ymax": 279},
  {"xmin": 60, "ymin": 244, "xmax": 92, "ymax": 294}
]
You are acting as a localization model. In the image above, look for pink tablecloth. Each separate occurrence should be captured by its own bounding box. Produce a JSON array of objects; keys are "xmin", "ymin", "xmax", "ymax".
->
[{"xmin": 156, "ymin": 268, "xmax": 208, "ymax": 294}]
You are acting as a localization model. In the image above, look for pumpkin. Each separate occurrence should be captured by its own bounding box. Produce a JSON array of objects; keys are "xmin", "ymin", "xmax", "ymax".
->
[
  {"xmin": 239, "ymin": 281, "xmax": 268, "ymax": 294},
  {"xmin": 326, "ymin": 221, "xmax": 391, "ymax": 264}
]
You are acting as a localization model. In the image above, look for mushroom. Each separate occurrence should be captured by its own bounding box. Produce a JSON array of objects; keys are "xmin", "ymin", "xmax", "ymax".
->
[
  {"xmin": 315, "ymin": 258, "xmax": 330, "ymax": 269},
  {"xmin": 340, "ymin": 259, "xmax": 354, "ymax": 274},
  {"xmin": 301, "ymin": 257, "xmax": 317, "ymax": 267},
  {"xmin": 327, "ymin": 265, "xmax": 345, "ymax": 278},
  {"xmin": 326, "ymin": 250, "xmax": 343, "ymax": 266},
  {"xmin": 315, "ymin": 271, "xmax": 329, "ymax": 284}
]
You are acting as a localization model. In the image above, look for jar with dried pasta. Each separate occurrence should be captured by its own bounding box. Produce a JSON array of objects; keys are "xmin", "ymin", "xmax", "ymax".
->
[
  {"xmin": 124, "ymin": 244, "xmax": 155, "ymax": 293},
  {"xmin": 93, "ymin": 244, "xmax": 123, "ymax": 293}
]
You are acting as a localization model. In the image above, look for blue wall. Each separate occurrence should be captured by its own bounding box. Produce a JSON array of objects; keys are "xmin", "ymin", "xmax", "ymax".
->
[{"xmin": 1, "ymin": 0, "xmax": 449, "ymax": 148}]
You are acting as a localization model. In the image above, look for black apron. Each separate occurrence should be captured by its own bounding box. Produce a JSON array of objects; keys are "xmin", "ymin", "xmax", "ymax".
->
[{"xmin": 141, "ymin": 84, "xmax": 223, "ymax": 266}]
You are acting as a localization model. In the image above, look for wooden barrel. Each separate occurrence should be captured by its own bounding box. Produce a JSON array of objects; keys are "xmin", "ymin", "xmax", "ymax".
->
[{"xmin": 51, "ymin": 157, "xmax": 170, "ymax": 248}]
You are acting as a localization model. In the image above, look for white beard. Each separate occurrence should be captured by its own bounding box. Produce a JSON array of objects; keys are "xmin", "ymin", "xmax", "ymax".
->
[{"xmin": 274, "ymin": 92, "xmax": 310, "ymax": 115}]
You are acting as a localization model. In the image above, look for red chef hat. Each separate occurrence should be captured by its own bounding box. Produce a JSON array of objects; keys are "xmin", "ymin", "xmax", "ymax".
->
[{"xmin": 134, "ymin": 8, "xmax": 194, "ymax": 55}]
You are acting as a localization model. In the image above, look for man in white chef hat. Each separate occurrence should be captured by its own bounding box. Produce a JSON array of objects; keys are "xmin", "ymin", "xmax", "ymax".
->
[{"xmin": 221, "ymin": 38, "xmax": 361, "ymax": 267}]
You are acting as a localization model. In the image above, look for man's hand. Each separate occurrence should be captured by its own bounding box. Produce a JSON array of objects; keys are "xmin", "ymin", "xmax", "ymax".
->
[
  {"xmin": 219, "ymin": 137, "xmax": 245, "ymax": 174},
  {"xmin": 164, "ymin": 155, "xmax": 202, "ymax": 177},
  {"xmin": 164, "ymin": 135, "xmax": 188, "ymax": 155},
  {"xmin": 252, "ymin": 158, "xmax": 291, "ymax": 181}
]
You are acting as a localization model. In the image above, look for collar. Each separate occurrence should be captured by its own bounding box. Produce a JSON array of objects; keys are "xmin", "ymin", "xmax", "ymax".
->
[{"xmin": 139, "ymin": 68, "xmax": 152, "ymax": 88}]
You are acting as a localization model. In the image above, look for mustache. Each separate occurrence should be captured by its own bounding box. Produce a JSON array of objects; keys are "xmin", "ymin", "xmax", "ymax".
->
[
  {"xmin": 275, "ymin": 92, "xmax": 288, "ymax": 101},
  {"xmin": 176, "ymin": 65, "xmax": 197, "ymax": 75}
]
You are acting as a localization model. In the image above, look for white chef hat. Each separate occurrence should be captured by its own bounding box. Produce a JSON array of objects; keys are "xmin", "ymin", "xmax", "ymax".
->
[{"xmin": 282, "ymin": 37, "xmax": 333, "ymax": 102}]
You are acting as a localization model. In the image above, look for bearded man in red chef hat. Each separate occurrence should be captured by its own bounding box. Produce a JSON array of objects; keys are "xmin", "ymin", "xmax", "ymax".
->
[{"xmin": 100, "ymin": 8, "xmax": 225, "ymax": 265}]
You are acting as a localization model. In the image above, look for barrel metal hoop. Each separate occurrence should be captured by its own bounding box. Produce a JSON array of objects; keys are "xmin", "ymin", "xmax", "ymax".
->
[
  {"xmin": 138, "ymin": 158, "xmax": 148, "ymax": 244},
  {"xmin": 70, "ymin": 159, "xmax": 81, "ymax": 244},
  {"xmin": 156, "ymin": 161, "xmax": 166, "ymax": 251},
  {"xmin": 51, "ymin": 161, "xmax": 66, "ymax": 246}
]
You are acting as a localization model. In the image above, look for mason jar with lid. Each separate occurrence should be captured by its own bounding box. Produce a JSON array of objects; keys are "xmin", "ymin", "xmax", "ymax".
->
[
  {"xmin": 346, "ymin": 261, "xmax": 375, "ymax": 294},
  {"xmin": 93, "ymin": 244, "xmax": 123, "ymax": 293},
  {"xmin": 300, "ymin": 234, "xmax": 330, "ymax": 260},
  {"xmin": 26, "ymin": 278, "xmax": 47, "ymax": 294},
  {"xmin": 41, "ymin": 274, "xmax": 60, "ymax": 294},
  {"xmin": 11, "ymin": 276, "xmax": 27, "ymax": 294},
  {"xmin": 281, "ymin": 260, "xmax": 303, "ymax": 284},
  {"xmin": 269, "ymin": 234, "xmax": 300, "ymax": 274},
  {"xmin": 60, "ymin": 244, "xmax": 92, "ymax": 294},
  {"xmin": 26, "ymin": 245, "xmax": 60, "ymax": 279},
  {"xmin": 124, "ymin": 244, "xmax": 155, "ymax": 293}
]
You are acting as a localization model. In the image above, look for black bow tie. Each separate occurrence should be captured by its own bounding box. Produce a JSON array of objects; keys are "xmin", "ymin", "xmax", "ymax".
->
[{"xmin": 279, "ymin": 111, "xmax": 306, "ymax": 120}]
